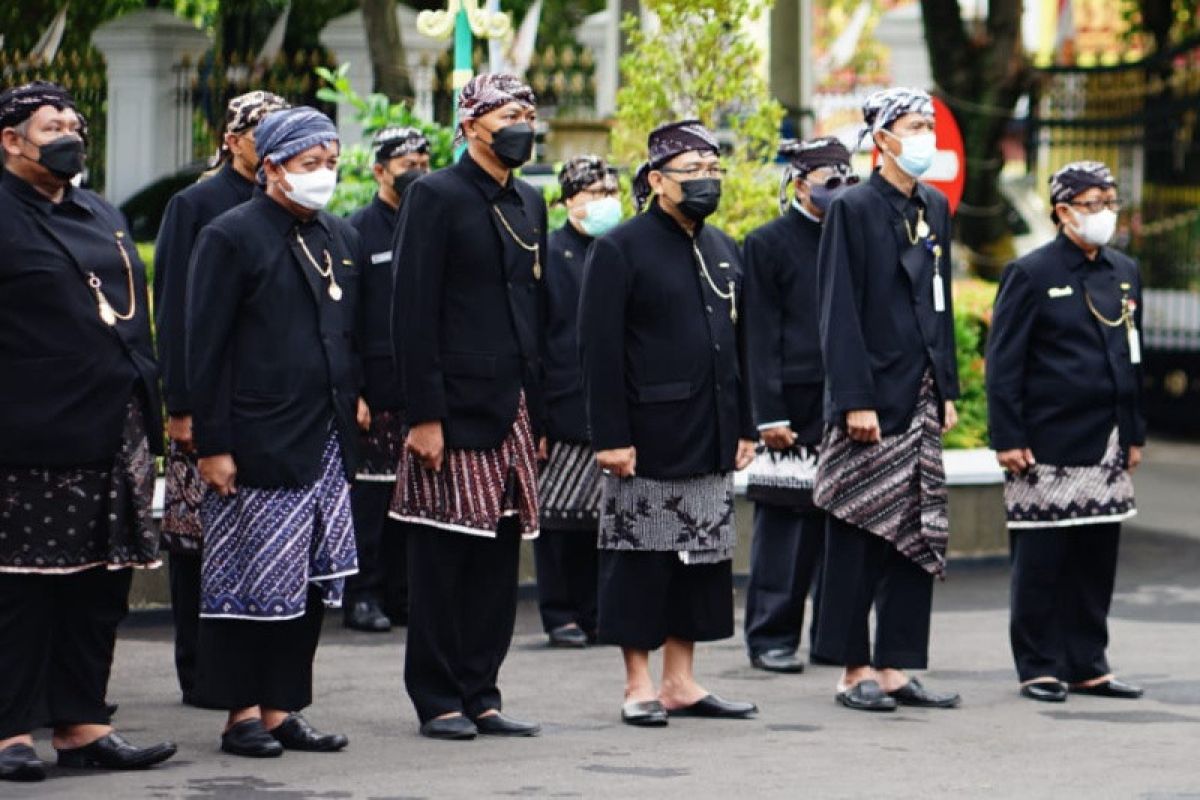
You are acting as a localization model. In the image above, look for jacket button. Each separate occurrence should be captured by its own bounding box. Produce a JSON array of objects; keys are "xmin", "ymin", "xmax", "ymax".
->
[
  {"xmin": 714, "ymin": 343, "xmax": 721, "ymax": 352},
  {"xmin": 706, "ymin": 305, "xmax": 713, "ymax": 314}
]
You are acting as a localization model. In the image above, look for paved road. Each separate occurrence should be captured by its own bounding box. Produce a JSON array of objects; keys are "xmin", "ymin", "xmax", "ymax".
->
[{"xmin": 7, "ymin": 438, "xmax": 1199, "ymax": 799}]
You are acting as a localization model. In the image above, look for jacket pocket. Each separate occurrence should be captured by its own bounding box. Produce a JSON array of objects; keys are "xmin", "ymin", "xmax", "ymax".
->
[
  {"xmin": 443, "ymin": 352, "xmax": 497, "ymax": 379},
  {"xmin": 635, "ymin": 381, "xmax": 693, "ymax": 404}
]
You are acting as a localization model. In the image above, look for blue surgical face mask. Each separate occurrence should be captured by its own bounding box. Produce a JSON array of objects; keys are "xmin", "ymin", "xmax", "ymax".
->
[
  {"xmin": 884, "ymin": 130, "xmax": 936, "ymax": 178},
  {"xmin": 579, "ymin": 195, "xmax": 622, "ymax": 237},
  {"xmin": 808, "ymin": 183, "xmax": 841, "ymax": 213}
]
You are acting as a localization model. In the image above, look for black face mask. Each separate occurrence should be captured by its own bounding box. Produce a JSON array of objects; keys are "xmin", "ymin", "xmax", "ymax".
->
[
  {"xmin": 676, "ymin": 177, "xmax": 721, "ymax": 221},
  {"xmin": 30, "ymin": 134, "xmax": 86, "ymax": 180},
  {"xmin": 486, "ymin": 122, "xmax": 535, "ymax": 168},
  {"xmin": 392, "ymin": 169, "xmax": 423, "ymax": 199}
]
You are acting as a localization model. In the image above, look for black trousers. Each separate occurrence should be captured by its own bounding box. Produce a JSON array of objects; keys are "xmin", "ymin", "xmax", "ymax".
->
[
  {"xmin": 596, "ymin": 550, "xmax": 734, "ymax": 651},
  {"xmin": 534, "ymin": 527, "xmax": 598, "ymax": 634},
  {"xmin": 0, "ymin": 567, "xmax": 131, "ymax": 738},
  {"xmin": 404, "ymin": 521, "xmax": 521, "ymax": 723},
  {"xmin": 744, "ymin": 504, "xmax": 824, "ymax": 657},
  {"xmin": 1010, "ymin": 522, "xmax": 1121, "ymax": 683},
  {"xmin": 346, "ymin": 481, "xmax": 409, "ymax": 616},
  {"xmin": 813, "ymin": 516, "xmax": 934, "ymax": 669},
  {"xmin": 168, "ymin": 550, "xmax": 202, "ymax": 699},
  {"xmin": 195, "ymin": 584, "xmax": 325, "ymax": 711}
]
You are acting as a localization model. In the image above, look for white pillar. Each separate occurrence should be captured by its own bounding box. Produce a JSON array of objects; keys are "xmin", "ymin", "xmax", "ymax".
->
[
  {"xmin": 319, "ymin": 11, "xmax": 375, "ymax": 146},
  {"xmin": 92, "ymin": 10, "xmax": 210, "ymax": 207},
  {"xmin": 576, "ymin": 3, "xmax": 618, "ymax": 118},
  {"xmin": 398, "ymin": 5, "xmax": 450, "ymax": 125}
]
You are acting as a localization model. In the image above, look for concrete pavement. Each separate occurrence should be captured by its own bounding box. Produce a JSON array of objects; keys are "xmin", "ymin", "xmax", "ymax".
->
[{"xmin": 5, "ymin": 437, "xmax": 1199, "ymax": 799}]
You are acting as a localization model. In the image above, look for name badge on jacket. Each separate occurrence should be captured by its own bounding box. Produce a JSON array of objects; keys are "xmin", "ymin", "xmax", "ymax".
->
[
  {"xmin": 1047, "ymin": 285, "xmax": 1074, "ymax": 299},
  {"xmin": 370, "ymin": 250, "xmax": 392, "ymax": 265}
]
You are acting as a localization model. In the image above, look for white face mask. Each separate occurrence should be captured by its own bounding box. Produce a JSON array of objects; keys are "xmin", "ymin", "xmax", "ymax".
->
[
  {"xmin": 283, "ymin": 167, "xmax": 338, "ymax": 210},
  {"xmin": 1070, "ymin": 207, "xmax": 1117, "ymax": 247},
  {"xmin": 884, "ymin": 130, "xmax": 937, "ymax": 178}
]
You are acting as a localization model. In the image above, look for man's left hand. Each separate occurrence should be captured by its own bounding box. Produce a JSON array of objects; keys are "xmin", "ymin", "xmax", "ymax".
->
[
  {"xmin": 942, "ymin": 401, "xmax": 958, "ymax": 433},
  {"xmin": 735, "ymin": 438, "xmax": 756, "ymax": 470},
  {"xmin": 357, "ymin": 397, "xmax": 371, "ymax": 431},
  {"xmin": 1128, "ymin": 445, "xmax": 1143, "ymax": 472}
]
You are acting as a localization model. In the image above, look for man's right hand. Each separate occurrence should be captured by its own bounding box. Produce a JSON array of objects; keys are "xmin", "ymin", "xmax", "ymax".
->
[
  {"xmin": 596, "ymin": 447, "xmax": 637, "ymax": 478},
  {"xmin": 167, "ymin": 414, "xmax": 194, "ymax": 452},
  {"xmin": 846, "ymin": 409, "xmax": 882, "ymax": 443},
  {"xmin": 761, "ymin": 425, "xmax": 796, "ymax": 451},
  {"xmin": 198, "ymin": 454, "xmax": 237, "ymax": 496},
  {"xmin": 997, "ymin": 448, "xmax": 1037, "ymax": 473},
  {"xmin": 406, "ymin": 420, "xmax": 445, "ymax": 472}
]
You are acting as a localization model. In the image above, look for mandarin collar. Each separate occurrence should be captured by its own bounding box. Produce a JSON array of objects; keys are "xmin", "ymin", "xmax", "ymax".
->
[
  {"xmin": 1055, "ymin": 231, "xmax": 1112, "ymax": 272},
  {"xmin": 1, "ymin": 168, "xmax": 96, "ymax": 216},
  {"xmin": 869, "ymin": 168, "xmax": 925, "ymax": 218},
  {"xmin": 252, "ymin": 188, "xmax": 330, "ymax": 236},
  {"xmin": 457, "ymin": 149, "xmax": 516, "ymax": 203},
  {"xmin": 647, "ymin": 197, "xmax": 703, "ymax": 239}
]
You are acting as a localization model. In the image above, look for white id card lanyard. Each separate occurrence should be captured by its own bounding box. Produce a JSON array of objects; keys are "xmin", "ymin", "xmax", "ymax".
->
[
  {"xmin": 932, "ymin": 244, "xmax": 946, "ymax": 312},
  {"xmin": 1127, "ymin": 325, "xmax": 1142, "ymax": 364}
]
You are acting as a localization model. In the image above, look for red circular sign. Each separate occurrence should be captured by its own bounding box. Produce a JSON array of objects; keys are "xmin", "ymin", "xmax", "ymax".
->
[{"xmin": 870, "ymin": 96, "xmax": 966, "ymax": 214}]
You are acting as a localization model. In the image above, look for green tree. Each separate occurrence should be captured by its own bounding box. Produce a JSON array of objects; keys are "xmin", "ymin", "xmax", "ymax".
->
[{"xmin": 610, "ymin": 0, "xmax": 784, "ymax": 240}]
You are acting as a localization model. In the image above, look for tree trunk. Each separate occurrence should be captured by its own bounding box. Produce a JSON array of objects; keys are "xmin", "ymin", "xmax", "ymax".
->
[
  {"xmin": 361, "ymin": 0, "xmax": 413, "ymax": 103},
  {"xmin": 920, "ymin": 0, "xmax": 1030, "ymax": 280}
]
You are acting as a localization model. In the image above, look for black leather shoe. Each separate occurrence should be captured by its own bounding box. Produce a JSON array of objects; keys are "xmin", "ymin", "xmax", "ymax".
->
[
  {"xmin": 474, "ymin": 712, "xmax": 541, "ymax": 737},
  {"xmin": 0, "ymin": 744, "xmax": 45, "ymax": 782},
  {"xmin": 548, "ymin": 624, "xmax": 589, "ymax": 648},
  {"xmin": 888, "ymin": 678, "xmax": 961, "ymax": 708},
  {"xmin": 1021, "ymin": 681, "xmax": 1068, "ymax": 702},
  {"xmin": 343, "ymin": 600, "xmax": 392, "ymax": 632},
  {"xmin": 1070, "ymin": 678, "xmax": 1144, "ymax": 699},
  {"xmin": 668, "ymin": 694, "xmax": 758, "ymax": 719},
  {"xmin": 419, "ymin": 715, "xmax": 477, "ymax": 740},
  {"xmin": 750, "ymin": 649, "xmax": 806, "ymax": 674},
  {"xmin": 270, "ymin": 714, "xmax": 348, "ymax": 752},
  {"xmin": 836, "ymin": 680, "xmax": 898, "ymax": 712},
  {"xmin": 220, "ymin": 719, "xmax": 284, "ymax": 758},
  {"xmin": 57, "ymin": 732, "xmax": 177, "ymax": 769},
  {"xmin": 621, "ymin": 700, "xmax": 668, "ymax": 727}
]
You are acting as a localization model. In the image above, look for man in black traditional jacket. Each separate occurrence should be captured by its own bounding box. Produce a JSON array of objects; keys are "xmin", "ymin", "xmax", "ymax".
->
[
  {"xmin": 154, "ymin": 89, "xmax": 288, "ymax": 705},
  {"xmin": 535, "ymin": 154, "xmax": 621, "ymax": 648},
  {"xmin": 987, "ymin": 160, "xmax": 1146, "ymax": 703},
  {"xmin": 742, "ymin": 136, "xmax": 855, "ymax": 674},
  {"xmin": 579, "ymin": 119, "xmax": 758, "ymax": 729},
  {"xmin": 0, "ymin": 80, "xmax": 176, "ymax": 782},
  {"xmin": 812, "ymin": 87, "xmax": 962, "ymax": 713},
  {"xmin": 344, "ymin": 126, "xmax": 431, "ymax": 633},
  {"xmin": 389, "ymin": 73, "xmax": 546, "ymax": 741}
]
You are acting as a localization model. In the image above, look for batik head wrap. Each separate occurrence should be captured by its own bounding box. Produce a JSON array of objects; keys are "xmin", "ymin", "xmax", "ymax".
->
[
  {"xmin": 0, "ymin": 80, "xmax": 77, "ymax": 130},
  {"xmin": 373, "ymin": 126, "xmax": 430, "ymax": 163},
  {"xmin": 558, "ymin": 154, "xmax": 617, "ymax": 200},
  {"xmin": 212, "ymin": 90, "xmax": 290, "ymax": 166},
  {"xmin": 254, "ymin": 106, "xmax": 339, "ymax": 184},
  {"xmin": 777, "ymin": 136, "xmax": 853, "ymax": 210},
  {"xmin": 455, "ymin": 73, "xmax": 536, "ymax": 147},
  {"xmin": 632, "ymin": 119, "xmax": 720, "ymax": 211},
  {"xmin": 860, "ymin": 87, "xmax": 935, "ymax": 145},
  {"xmin": 1049, "ymin": 160, "xmax": 1116, "ymax": 223},
  {"xmin": 1049, "ymin": 161, "xmax": 1116, "ymax": 206}
]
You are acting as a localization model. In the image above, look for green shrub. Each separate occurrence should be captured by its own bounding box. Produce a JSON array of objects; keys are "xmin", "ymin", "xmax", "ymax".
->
[
  {"xmin": 315, "ymin": 64, "xmax": 456, "ymax": 217},
  {"xmin": 944, "ymin": 278, "xmax": 997, "ymax": 449}
]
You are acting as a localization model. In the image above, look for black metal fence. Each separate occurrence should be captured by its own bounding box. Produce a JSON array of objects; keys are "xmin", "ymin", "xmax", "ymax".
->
[
  {"xmin": 1028, "ymin": 36, "xmax": 1200, "ymax": 291},
  {"xmin": 173, "ymin": 49, "xmax": 340, "ymax": 168}
]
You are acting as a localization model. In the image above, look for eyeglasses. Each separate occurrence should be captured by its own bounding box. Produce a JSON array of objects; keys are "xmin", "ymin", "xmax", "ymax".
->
[
  {"xmin": 809, "ymin": 175, "xmax": 860, "ymax": 191},
  {"xmin": 1069, "ymin": 199, "xmax": 1122, "ymax": 213},
  {"xmin": 660, "ymin": 165, "xmax": 727, "ymax": 180}
]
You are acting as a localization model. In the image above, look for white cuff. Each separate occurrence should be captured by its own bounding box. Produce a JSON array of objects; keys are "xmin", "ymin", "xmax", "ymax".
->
[{"xmin": 757, "ymin": 420, "xmax": 790, "ymax": 431}]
